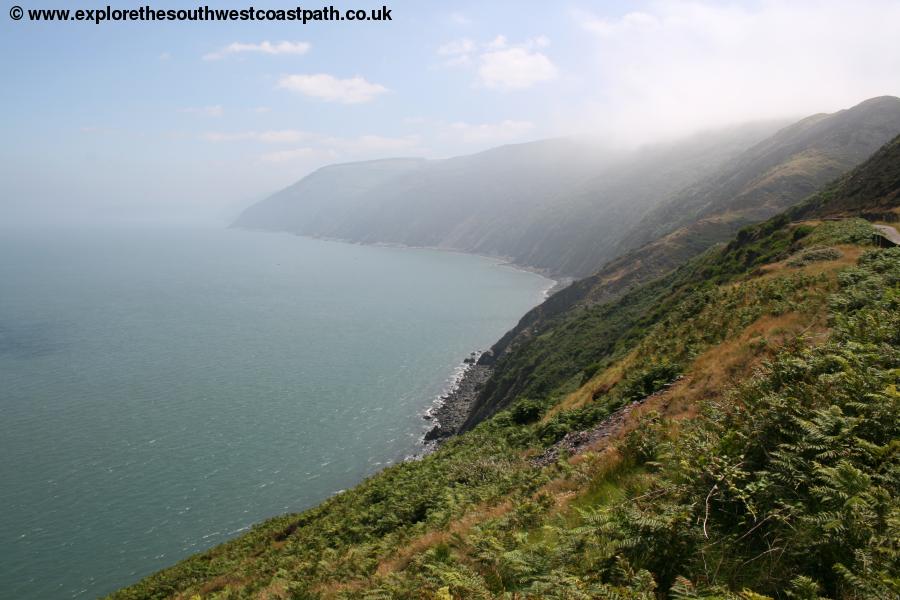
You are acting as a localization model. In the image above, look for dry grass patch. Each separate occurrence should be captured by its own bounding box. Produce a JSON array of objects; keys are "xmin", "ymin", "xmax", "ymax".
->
[
  {"xmin": 757, "ymin": 243, "xmax": 863, "ymax": 280},
  {"xmin": 373, "ymin": 499, "xmax": 514, "ymax": 577},
  {"xmin": 546, "ymin": 350, "xmax": 637, "ymax": 418}
]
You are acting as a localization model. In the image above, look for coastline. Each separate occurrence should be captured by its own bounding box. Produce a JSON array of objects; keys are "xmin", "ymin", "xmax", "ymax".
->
[
  {"xmin": 234, "ymin": 226, "xmax": 566, "ymax": 294},
  {"xmin": 419, "ymin": 354, "xmax": 493, "ymax": 452},
  {"xmin": 235, "ymin": 227, "xmax": 563, "ymax": 453}
]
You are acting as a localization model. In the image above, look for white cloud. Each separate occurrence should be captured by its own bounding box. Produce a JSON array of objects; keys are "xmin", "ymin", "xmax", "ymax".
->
[
  {"xmin": 478, "ymin": 47, "xmax": 557, "ymax": 90},
  {"xmin": 573, "ymin": 0, "xmax": 900, "ymax": 142},
  {"xmin": 277, "ymin": 74, "xmax": 388, "ymax": 104},
  {"xmin": 486, "ymin": 35, "xmax": 508, "ymax": 51},
  {"xmin": 323, "ymin": 134, "xmax": 421, "ymax": 154},
  {"xmin": 437, "ymin": 38, "xmax": 476, "ymax": 67},
  {"xmin": 203, "ymin": 41, "xmax": 311, "ymax": 61},
  {"xmin": 438, "ymin": 39, "xmax": 475, "ymax": 56},
  {"xmin": 203, "ymin": 131, "xmax": 252, "ymax": 142},
  {"xmin": 435, "ymin": 35, "xmax": 558, "ymax": 90},
  {"xmin": 446, "ymin": 120, "xmax": 535, "ymax": 144},
  {"xmin": 259, "ymin": 148, "xmax": 328, "ymax": 163},
  {"xmin": 531, "ymin": 35, "xmax": 550, "ymax": 49},
  {"xmin": 257, "ymin": 135, "xmax": 418, "ymax": 164},
  {"xmin": 158, "ymin": 52, "xmax": 172, "ymax": 61},
  {"xmin": 179, "ymin": 105, "xmax": 224, "ymax": 118},
  {"xmin": 203, "ymin": 130, "xmax": 309, "ymax": 144},
  {"xmin": 257, "ymin": 130, "xmax": 309, "ymax": 144},
  {"xmin": 204, "ymin": 129, "xmax": 421, "ymax": 160}
]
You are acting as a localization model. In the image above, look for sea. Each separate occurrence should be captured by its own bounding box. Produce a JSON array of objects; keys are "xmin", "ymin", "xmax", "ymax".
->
[{"xmin": 0, "ymin": 225, "xmax": 551, "ymax": 599}]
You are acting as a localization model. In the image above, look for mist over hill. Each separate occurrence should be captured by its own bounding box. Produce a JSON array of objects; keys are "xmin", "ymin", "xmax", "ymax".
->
[
  {"xmin": 234, "ymin": 125, "xmax": 783, "ymax": 277},
  {"xmin": 234, "ymin": 97, "xmax": 900, "ymax": 280}
]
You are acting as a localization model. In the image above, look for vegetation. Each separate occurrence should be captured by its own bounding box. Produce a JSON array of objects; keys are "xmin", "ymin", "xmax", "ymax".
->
[{"xmin": 111, "ymin": 199, "xmax": 899, "ymax": 598}]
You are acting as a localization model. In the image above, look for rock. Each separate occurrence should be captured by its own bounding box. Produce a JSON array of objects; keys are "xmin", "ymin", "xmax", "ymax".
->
[
  {"xmin": 530, "ymin": 378, "xmax": 682, "ymax": 467},
  {"xmin": 423, "ymin": 425, "xmax": 448, "ymax": 442},
  {"xmin": 421, "ymin": 364, "xmax": 493, "ymax": 450},
  {"xmin": 476, "ymin": 350, "xmax": 495, "ymax": 366}
]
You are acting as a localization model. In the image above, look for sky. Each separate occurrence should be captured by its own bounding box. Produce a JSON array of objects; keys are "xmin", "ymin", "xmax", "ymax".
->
[{"xmin": 1, "ymin": 0, "xmax": 899, "ymax": 225}]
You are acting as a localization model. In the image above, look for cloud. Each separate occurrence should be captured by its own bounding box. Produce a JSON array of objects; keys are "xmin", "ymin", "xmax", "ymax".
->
[
  {"xmin": 437, "ymin": 38, "xmax": 476, "ymax": 67},
  {"xmin": 572, "ymin": 0, "xmax": 900, "ymax": 142},
  {"xmin": 478, "ymin": 46, "xmax": 557, "ymax": 90},
  {"xmin": 485, "ymin": 35, "xmax": 508, "ymax": 51},
  {"xmin": 259, "ymin": 148, "xmax": 329, "ymax": 163},
  {"xmin": 203, "ymin": 41, "xmax": 310, "ymax": 61},
  {"xmin": 204, "ymin": 129, "xmax": 421, "ymax": 161},
  {"xmin": 435, "ymin": 35, "xmax": 557, "ymax": 90},
  {"xmin": 445, "ymin": 120, "xmax": 535, "ymax": 144},
  {"xmin": 438, "ymin": 39, "xmax": 476, "ymax": 56},
  {"xmin": 203, "ymin": 130, "xmax": 309, "ymax": 144},
  {"xmin": 258, "ymin": 135, "xmax": 419, "ymax": 164},
  {"xmin": 277, "ymin": 74, "xmax": 388, "ymax": 104},
  {"xmin": 158, "ymin": 52, "xmax": 172, "ymax": 61},
  {"xmin": 179, "ymin": 105, "xmax": 224, "ymax": 118},
  {"xmin": 323, "ymin": 134, "xmax": 421, "ymax": 154}
]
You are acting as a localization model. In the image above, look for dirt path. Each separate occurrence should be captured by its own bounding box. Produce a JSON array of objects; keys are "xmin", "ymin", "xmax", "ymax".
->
[{"xmin": 531, "ymin": 376, "xmax": 683, "ymax": 467}]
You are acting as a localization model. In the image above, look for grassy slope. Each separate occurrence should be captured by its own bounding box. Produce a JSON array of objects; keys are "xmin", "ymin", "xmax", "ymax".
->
[
  {"xmin": 467, "ymin": 133, "xmax": 900, "ymax": 424},
  {"xmin": 112, "ymin": 182, "xmax": 899, "ymax": 597},
  {"xmin": 620, "ymin": 96, "xmax": 900, "ymax": 250}
]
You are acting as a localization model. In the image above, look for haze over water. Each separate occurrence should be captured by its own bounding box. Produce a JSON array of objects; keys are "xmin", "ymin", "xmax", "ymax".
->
[{"xmin": 0, "ymin": 226, "xmax": 550, "ymax": 599}]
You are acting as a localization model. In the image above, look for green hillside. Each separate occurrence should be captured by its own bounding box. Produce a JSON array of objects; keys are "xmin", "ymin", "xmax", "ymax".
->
[
  {"xmin": 462, "ymin": 129, "xmax": 900, "ymax": 422},
  {"xmin": 619, "ymin": 96, "xmax": 900, "ymax": 250},
  {"xmin": 112, "ymin": 135, "xmax": 899, "ymax": 599}
]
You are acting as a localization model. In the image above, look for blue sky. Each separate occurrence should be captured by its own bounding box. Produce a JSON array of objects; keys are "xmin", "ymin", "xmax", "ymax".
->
[{"xmin": 2, "ymin": 0, "xmax": 899, "ymax": 225}]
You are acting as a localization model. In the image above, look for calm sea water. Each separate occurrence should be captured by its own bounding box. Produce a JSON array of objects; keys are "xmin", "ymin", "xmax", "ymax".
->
[{"xmin": 0, "ymin": 226, "xmax": 550, "ymax": 599}]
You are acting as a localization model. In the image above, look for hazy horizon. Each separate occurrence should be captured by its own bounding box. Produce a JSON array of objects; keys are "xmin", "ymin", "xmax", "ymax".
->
[{"xmin": 2, "ymin": 0, "xmax": 900, "ymax": 226}]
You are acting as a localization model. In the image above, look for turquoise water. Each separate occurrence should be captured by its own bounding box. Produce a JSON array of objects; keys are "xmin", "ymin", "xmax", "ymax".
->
[{"xmin": 0, "ymin": 226, "xmax": 550, "ymax": 599}]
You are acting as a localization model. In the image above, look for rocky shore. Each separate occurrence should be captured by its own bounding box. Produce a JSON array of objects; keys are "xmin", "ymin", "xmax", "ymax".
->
[
  {"xmin": 422, "ymin": 354, "xmax": 493, "ymax": 448},
  {"xmin": 419, "ymin": 281, "xmax": 561, "ymax": 453}
]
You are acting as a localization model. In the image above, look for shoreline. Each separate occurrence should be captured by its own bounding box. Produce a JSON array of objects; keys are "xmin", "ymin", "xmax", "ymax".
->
[
  {"xmin": 236, "ymin": 226, "xmax": 563, "ymax": 454},
  {"xmin": 234, "ymin": 226, "xmax": 566, "ymax": 296},
  {"xmin": 418, "ymin": 353, "xmax": 493, "ymax": 453}
]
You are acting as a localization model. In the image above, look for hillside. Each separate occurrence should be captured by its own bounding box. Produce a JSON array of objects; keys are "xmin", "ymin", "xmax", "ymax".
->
[
  {"xmin": 619, "ymin": 95, "xmax": 900, "ymax": 250},
  {"xmin": 235, "ymin": 125, "xmax": 785, "ymax": 278},
  {"xmin": 553, "ymin": 96, "xmax": 900, "ymax": 304},
  {"xmin": 454, "ymin": 103, "xmax": 900, "ymax": 423},
  {"xmin": 112, "ymin": 135, "xmax": 899, "ymax": 599},
  {"xmin": 235, "ymin": 97, "xmax": 900, "ymax": 279},
  {"xmin": 792, "ymin": 132, "xmax": 900, "ymax": 221}
]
